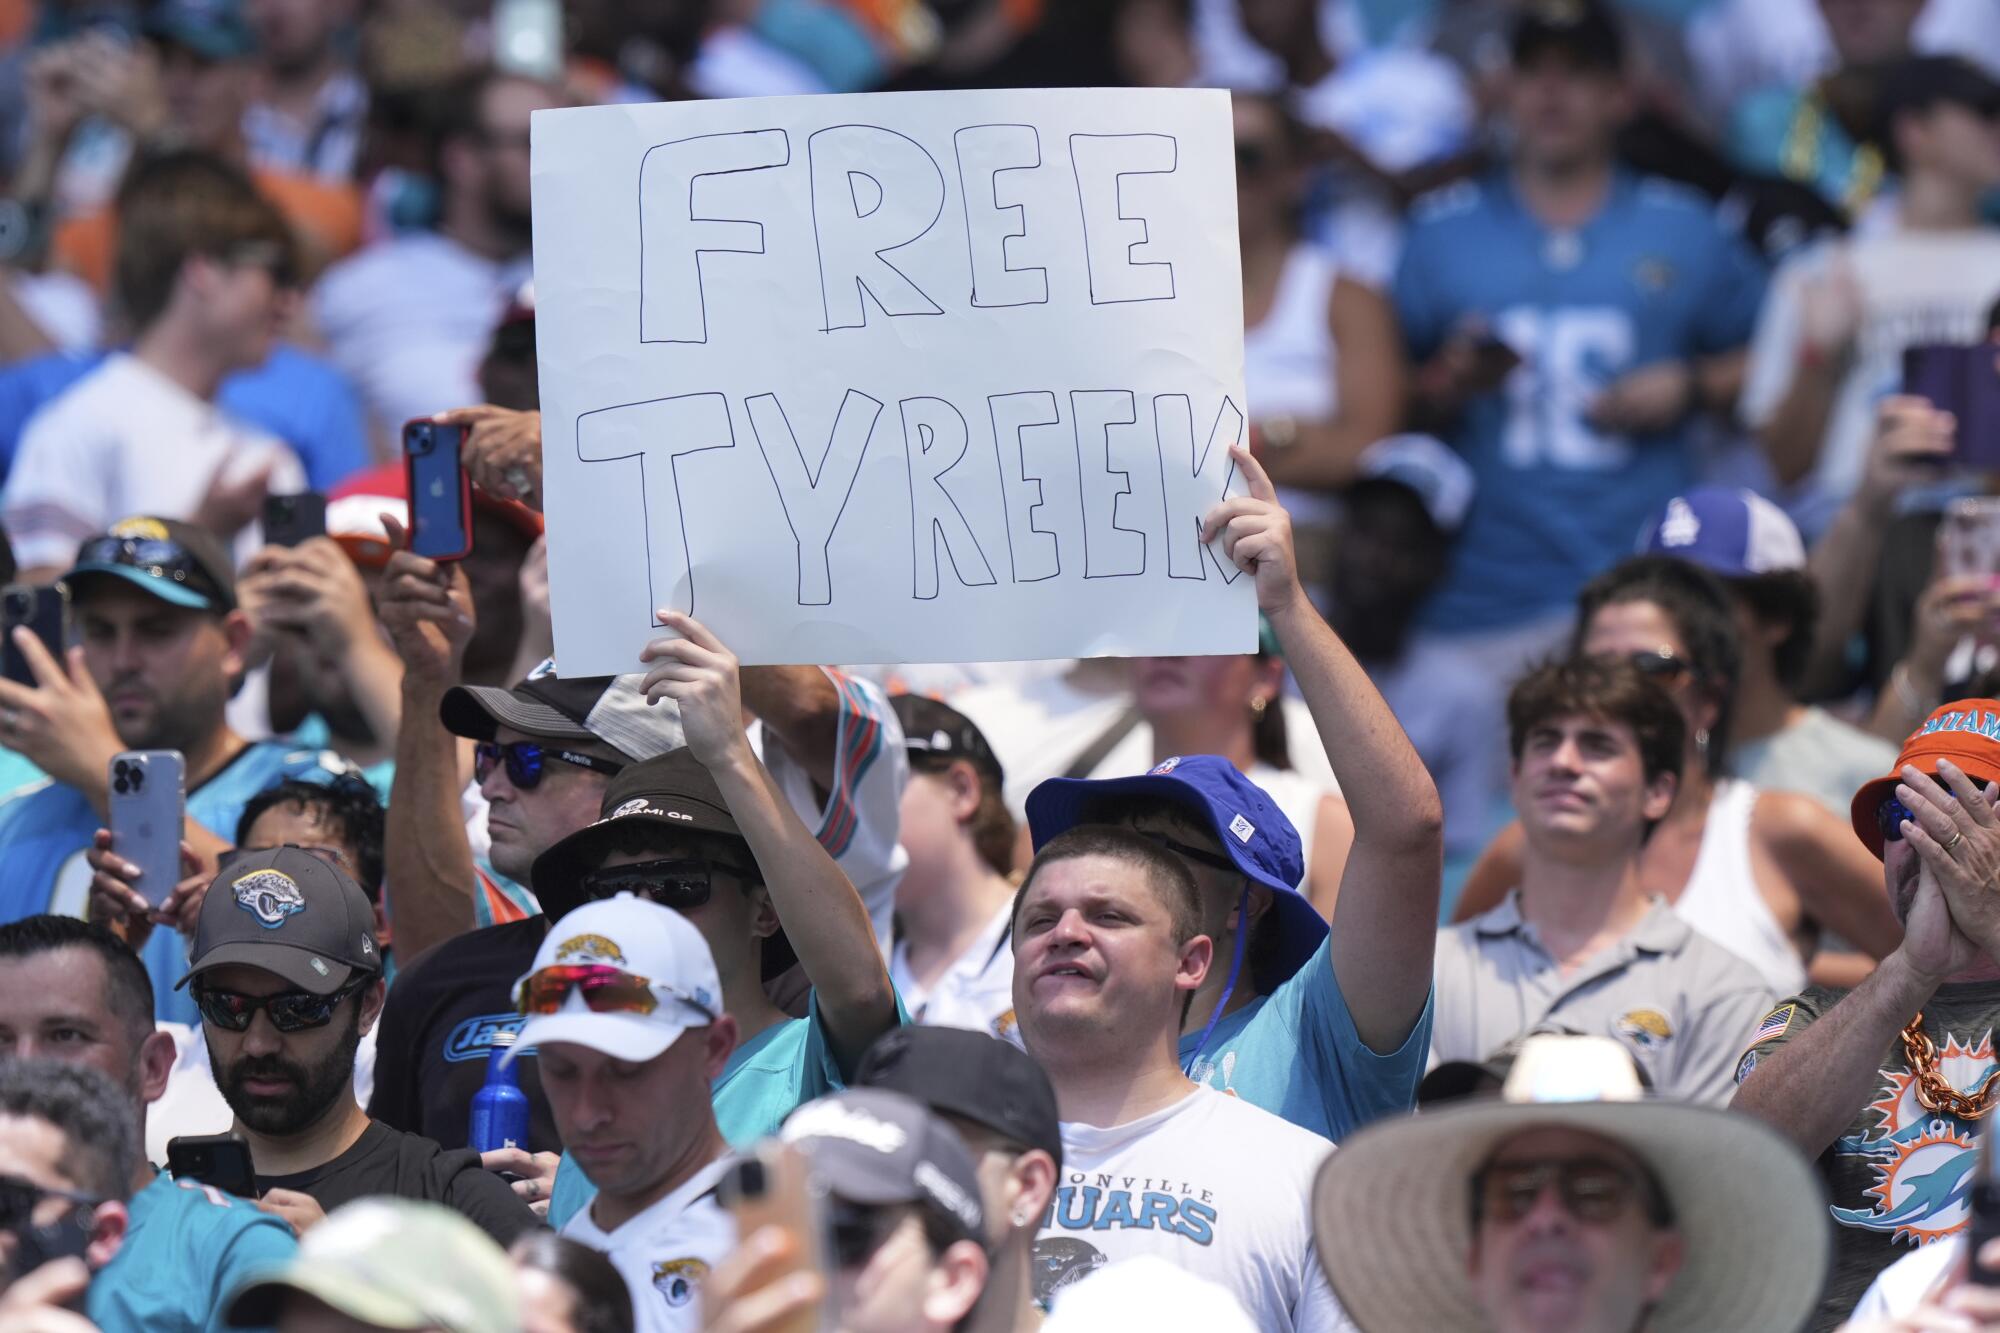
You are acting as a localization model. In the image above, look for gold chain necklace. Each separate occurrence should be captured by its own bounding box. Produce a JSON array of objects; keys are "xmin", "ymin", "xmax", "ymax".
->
[{"xmin": 1901, "ymin": 1013, "xmax": 2000, "ymax": 1119}]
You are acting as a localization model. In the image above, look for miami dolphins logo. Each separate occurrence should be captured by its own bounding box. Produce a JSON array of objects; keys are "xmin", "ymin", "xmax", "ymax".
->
[
  {"xmin": 234, "ymin": 871, "xmax": 306, "ymax": 929},
  {"xmin": 1831, "ymin": 1031, "xmax": 1997, "ymax": 1245},
  {"xmin": 653, "ymin": 1258, "xmax": 708, "ymax": 1308},
  {"xmin": 554, "ymin": 934, "xmax": 626, "ymax": 966}
]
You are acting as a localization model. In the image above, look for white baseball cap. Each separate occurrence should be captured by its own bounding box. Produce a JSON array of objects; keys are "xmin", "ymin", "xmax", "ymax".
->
[{"xmin": 510, "ymin": 893, "xmax": 723, "ymax": 1065}]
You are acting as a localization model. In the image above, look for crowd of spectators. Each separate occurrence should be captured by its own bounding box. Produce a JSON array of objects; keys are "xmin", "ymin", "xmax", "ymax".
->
[{"xmin": 0, "ymin": 0, "xmax": 1999, "ymax": 1330}]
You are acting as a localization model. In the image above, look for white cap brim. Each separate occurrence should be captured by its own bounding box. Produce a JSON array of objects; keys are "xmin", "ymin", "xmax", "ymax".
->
[{"xmin": 512, "ymin": 1011, "xmax": 691, "ymax": 1065}]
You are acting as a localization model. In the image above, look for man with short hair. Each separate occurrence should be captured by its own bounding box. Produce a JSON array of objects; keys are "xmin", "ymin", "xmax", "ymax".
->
[
  {"xmin": 518, "ymin": 893, "xmax": 738, "ymax": 1330},
  {"xmin": 0, "ymin": 1061, "xmax": 135, "ymax": 1296},
  {"xmin": 179, "ymin": 848, "xmax": 536, "ymax": 1244},
  {"xmin": 1433, "ymin": 657, "xmax": 1776, "ymax": 1103},
  {"xmin": 242, "ymin": 0, "xmax": 365, "ymax": 183},
  {"xmin": 0, "ymin": 913, "xmax": 300, "ymax": 1333},
  {"xmin": 0, "ymin": 517, "xmax": 354, "ymax": 1025},
  {"xmin": 1012, "ymin": 825, "xmax": 1342, "ymax": 1329},
  {"xmin": 1736, "ymin": 701, "xmax": 2000, "ymax": 1327},
  {"xmin": 7, "ymin": 151, "xmax": 310, "ymax": 580},
  {"xmin": 855, "ymin": 1026, "xmax": 1061, "ymax": 1333},
  {"xmin": 1313, "ymin": 1033, "xmax": 1828, "ymax": 1333},
  {"xmin": 1026, "ymin": 445, "xmax": 1440, "ymax": 1141}
]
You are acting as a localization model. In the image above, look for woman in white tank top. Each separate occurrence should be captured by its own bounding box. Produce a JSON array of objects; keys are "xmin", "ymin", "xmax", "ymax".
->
[{"xmin": 1450, "ymin": 558, "xmax": 1902, "ymax": 994}]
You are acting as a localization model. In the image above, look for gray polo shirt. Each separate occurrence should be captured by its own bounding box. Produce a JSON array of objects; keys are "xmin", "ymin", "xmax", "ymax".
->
[{"xmin": 1432, "ymin": 892, "xmax": 1776, "ymax": 1105}]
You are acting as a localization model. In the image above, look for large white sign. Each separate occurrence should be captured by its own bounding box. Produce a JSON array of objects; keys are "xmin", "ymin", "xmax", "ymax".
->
[{"xmin": 532, "ymin": 87, "xmax": 1255, "ymax": 672}]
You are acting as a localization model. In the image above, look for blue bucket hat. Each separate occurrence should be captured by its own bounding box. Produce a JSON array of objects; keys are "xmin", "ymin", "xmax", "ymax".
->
[{"xmin": 1025, "ymin": 754, "xmax": 1328, "ymax": 984}]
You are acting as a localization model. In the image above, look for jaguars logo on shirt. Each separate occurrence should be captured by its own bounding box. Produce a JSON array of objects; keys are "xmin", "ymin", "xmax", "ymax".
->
[
  {"xmin": 554, "ymin": 934, "xmax": 626, "ymax": 966},
  {"xmin": 1614, "ymin": 1009, "xmax": 1673, "ymax": 1052},
  {"xmin": 109, "ymin": 516, "xmax": 171, "ymax": 541},
  {"xmin": 233, "ymin": 870, "xmax": 306, "ymax": 929},
  {"xmin": 654, "ymin": 1258, "xmax": 709, "ymax": 1309}
]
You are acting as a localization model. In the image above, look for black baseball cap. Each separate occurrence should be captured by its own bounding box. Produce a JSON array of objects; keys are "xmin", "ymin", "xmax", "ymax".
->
[
  {"xmin": 856, "ymin": 1026, "xmax": 1062, "ymax": 1173},
  {"xmin": 1510, "ymin": 0, "xmax": 1624, "ymax": 71},
  {"xmin": 178, "ymin": 847, "xmax": 383, "ymax": 996},
  {"xmin": 65, "ymin": 516, "xmax": 236, "ymax": 613},
  {"xmin": 1880, "ymin": 56, "xmax": 2000, "ymax": 129},
  {"xmin": 781, "ymin": 1089, "xmax": 987, "ymax": 1249},
  {"xmin": 148, "ymin": 0, "xmax": 256, "ymax": 61},
  {"xmin": 891, "ymin": 696, "xmax": 1003, "ymax": 784},
  {"xmin": 441, "ymin": 660, "xmax": 679, "ymax": 763},
  {"xmin": 530, "ymin": 748, "xmax": 757, "ymax": 918}
]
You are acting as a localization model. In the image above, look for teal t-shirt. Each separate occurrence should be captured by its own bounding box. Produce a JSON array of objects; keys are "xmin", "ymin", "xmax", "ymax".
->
[
  {"xmin": 89, "ymin": 1169, "xmax": 297, "ymax": 1333},
  {"xmin": 1180, "ymin": 935, "xmax": 1433, "ymax": 1141},
  {"xmin": 546, "ymin": 993, "xmax": 883, "ymax": 1229}
]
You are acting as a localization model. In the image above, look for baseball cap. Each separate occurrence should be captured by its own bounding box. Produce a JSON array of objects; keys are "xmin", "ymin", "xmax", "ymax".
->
[
  {"xmin": 441, "ymin": 658, "xmax": 681, "ymax": 763},
  {"xmin": 1351, "ymin": 434, "xmax": 1475, "ymax": 535},
  {"xmin": 511, "ymin": 893, "xmax": 723, "ymax": 1066},
  {"xmin": 178, "ymin": 847, "xmax": 382, "ymax": 996},
  {"xmin": 855, "ymin": 1026, "xmax": 1062, "ymax": 1172},
  {"xmin": 1510, "ymin": 0, "xmax": 1624, "ymax": 71},
  {"xmin": 530, "ymin": 748, "xmax": 754, "ymax": 918},
  {"xmin": 1851, "ymin": 700, "xmax": 2000, "ymax": 857},
  {"xmin": 224, "ymin": 1198, "xmax": 518, "ymax": 1333},
  {"xmin": 1026, "ymin": 755, "xmax": 1329, "ymax": 983},
  {"xmin": 1639, "ymin": 487, "xmax": 1805, "ymax": 578},
  {"xmin": 892, "ymin": 695, "xmax": 1003, "ymax": 783},
  {"xmin": 1881, "ymin": 55, "xmax": 2000, "ymax": 126},
  {"xmin": 148, "ymin": 0, "xmax": 255, "ymax": 61},
  {"xmin": 781, "ymin": 1089, "xmax": 986, "ymax": 1248},
  {"xmin": 65, "ymin": 516, "xmax": 236, "ymax": 613}
]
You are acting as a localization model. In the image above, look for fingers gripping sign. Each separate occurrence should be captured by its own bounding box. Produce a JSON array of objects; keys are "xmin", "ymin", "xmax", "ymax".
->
[
  {"xmin": 1201, "ymin": 445, "xmax": 1306, "ymax": 616},
  {"xmin": 639, "ymin": 612, "xmax": 750, "ymax": 769}
]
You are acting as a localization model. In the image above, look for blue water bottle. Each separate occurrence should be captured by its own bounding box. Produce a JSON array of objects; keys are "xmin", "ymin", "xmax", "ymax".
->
[{"xmin": 468, "ymin": 1030, "xmax": 531, "ymax": 1153}]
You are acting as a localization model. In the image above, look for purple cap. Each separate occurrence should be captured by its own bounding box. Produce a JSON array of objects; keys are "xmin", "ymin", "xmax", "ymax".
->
[
  {"xmin": 1638, "ymin": 486, "xmax": 1805, "ymax": 578},
  {"xmin": 1025, "ymin": 755, "xmax": 1327, "ymax": 983}
]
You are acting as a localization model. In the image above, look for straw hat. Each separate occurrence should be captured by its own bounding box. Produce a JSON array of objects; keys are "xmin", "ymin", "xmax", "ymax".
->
[{"xmin": 1312, "ymin": 1036, "xmax": 1829, "ymax": 1333}]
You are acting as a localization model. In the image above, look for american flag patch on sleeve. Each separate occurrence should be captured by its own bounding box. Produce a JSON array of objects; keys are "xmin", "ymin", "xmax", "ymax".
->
[{"xmin": 1752, "ymin": 1003, "xmax": 1797, "ymax": 1045}]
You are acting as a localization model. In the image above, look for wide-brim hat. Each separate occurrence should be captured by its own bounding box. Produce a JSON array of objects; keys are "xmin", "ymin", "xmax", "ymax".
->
[
  {"xmin": 1312, "ymin": 1038, "xmax": 1829, "ymax": 1333},
  {"xmin": 1851, "ymin": 700, "xmax": 2000, "ymax": 857}
]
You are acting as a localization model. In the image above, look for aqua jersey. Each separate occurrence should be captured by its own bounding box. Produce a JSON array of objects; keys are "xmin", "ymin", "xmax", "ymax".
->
[
  {"xmin": 90, "ymin": 1169, "xmax": 298, "ymax": 1333},
  {"xmin": 1393, "ymin": 170, "xmax": 1767, "ymax": 632},
  {"xmin": 0, "ymin": 741, "xmax": 360, "ymax": 1025},
  {"xmin": 546, "ymin": 993, "xmax": 901, "ymax": 1230},
  {"xmin": 1180, "ymin": 935, "xmax": 1431, "ymax": 1140}
]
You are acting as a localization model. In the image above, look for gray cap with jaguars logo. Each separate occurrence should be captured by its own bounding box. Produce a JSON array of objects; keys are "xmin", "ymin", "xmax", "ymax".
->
[{"xmin": 179, "ymin": 846, "xmax": 382, "ymax": 996}]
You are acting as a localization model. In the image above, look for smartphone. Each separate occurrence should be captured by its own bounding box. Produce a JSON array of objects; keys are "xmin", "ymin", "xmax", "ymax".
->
[
  {"xmin": 108, "ymin": 751, "xmax": 185, "ymax": 908},
  {"xmin": 402, "ymin": 419, "xmax": 473, "ymax": 561},
  {"xmin": 262, "ymin": 491, "xmax": 327, "ymax": 548},
  {"xmin": 717, "ymin": 1143, "xmax": 827, "ymax": 1333},
  {"xmin": 0, "ymin": 583, "xmax": 68, "ymax": 687},
  {"xmin": 166, "ymin": 1133, "xmax": 257, "ymax": 1199},
  {"xmin": 1903, "ymin": 344, "xmax": 2000, "ymax": 471},
  {"xmin": 1937, "ymin": 498, "xmax": 2000, "ymax": 581},
  {"xmin": 494, "ymin": 0, "xmax": 564, "ymax": 81}
]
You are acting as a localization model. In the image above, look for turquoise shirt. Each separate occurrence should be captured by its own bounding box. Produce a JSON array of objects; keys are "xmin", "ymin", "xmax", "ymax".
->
[
  {"xmin": 547, "ymin": 994, "xmax": 882, "ymax": 1229},
  {"xmin": 90, "ymin": 1170, "xmax": 297, "ymax": 1333},
  {"xmin": 1180, "ymin": 936, "xmax": 1432, "ymax": 1141}
]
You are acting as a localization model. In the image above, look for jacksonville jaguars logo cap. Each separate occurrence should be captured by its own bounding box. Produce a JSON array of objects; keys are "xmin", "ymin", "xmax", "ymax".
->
[{"xmin": 177, "ymin": 846, "xmax": 382, "ymax": 997}]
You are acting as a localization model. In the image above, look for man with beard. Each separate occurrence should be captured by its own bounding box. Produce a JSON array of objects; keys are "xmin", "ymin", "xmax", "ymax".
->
[
  {"xmin": 0, "ymin": 517, "xmax": 356, "ymax": 1026},
  {"xmin": 1736, "ymin": 700, "xmax": 2000, "ymax": 1329},
  {"xmin": 179, "ymin": 847, "xmax": 537, "ymax": 1243},
  {"xmin": 314, "ymin": 68, "xmax": 562, "ymax": 438},
  {"xmin": 0, "ymin": 914, "xmax": 299, "ymax": 1333}
]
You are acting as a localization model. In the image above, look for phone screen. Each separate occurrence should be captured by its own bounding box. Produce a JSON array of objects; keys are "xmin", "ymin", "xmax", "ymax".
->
[{"xmin": 1938, "ymin": 498, "xmax": 2000, "ymax": 580}]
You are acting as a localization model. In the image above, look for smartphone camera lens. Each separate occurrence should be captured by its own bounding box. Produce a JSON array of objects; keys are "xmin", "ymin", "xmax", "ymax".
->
[
  {"xmin": 410, "ymin": 425, "xmax": 433, "ymax": 458},
  {"xmin": 113, "ymin": 760, "xmax": 130, "ymax": 794}
]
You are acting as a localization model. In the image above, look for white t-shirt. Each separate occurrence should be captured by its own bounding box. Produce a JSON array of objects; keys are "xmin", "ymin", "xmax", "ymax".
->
[
  {"xmin": 312, "ymin": 232, "xmax": 531, "ymax": 438},
  {"xmin": 890, "ymin": 901, "xmax": 1016, "ymax": 1040},
  {"xmin": 1740, "ymin": 228, "xmax": 2000, "ymax": 534},
  {"xmin": 2, "ymin": 353, "xmax": 306, "ymax": 570},
  {"xmin": 1045, "ymin": 1255, "xmax": 1259, "ymax": 1332},
  {"xmin": 562, "ymin": 1154, "xmax": 738, "ymax": 1333},
  {"xmin": 1036, "ymin": 1086, "xmax": 1350, "ymax": 1332}
]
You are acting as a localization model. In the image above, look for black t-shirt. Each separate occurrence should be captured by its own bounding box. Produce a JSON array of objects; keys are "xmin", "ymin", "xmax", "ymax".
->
[
  {"xmin": 368, "ymin": 917, "xmax": 556, "ymax": 1154},
  {"xmin": 256, "ymin": 1121, "xmax": 541, "ymax": 1244}
]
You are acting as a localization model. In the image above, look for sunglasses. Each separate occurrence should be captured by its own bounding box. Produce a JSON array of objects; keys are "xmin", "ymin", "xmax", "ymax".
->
[
  {"xmin": 1878, "ymin": 795, "xmax": 1916, "ymax": 844},
  {"xmin": 192, "ymin": 977, "xmax": 366, "ymax": 1033},
  {"xmin": 74, "ymin": 534, "xmax": 229, "ymax": 604},
  {"xmin": 514, "ymin": 963, "xmax": 718, "ymax": 1021},
  {"xmin": 0, "ymin": 1173, "xmax": 99, "ymax": 1232},
  {"xmin": 1625, "ymin": 649, "xmax": 1694, "ymax": 684},
  {"xmin": 579, "ymin": 857, "xmax": 753, "ymax": 911},
  {"xmin": 1474, "ymin": 1157, "xmax": 1650, "ymax": 1226},
  {"xmin": 474, "ymin": 741, "xmax": 625, "ymax": 791}
]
